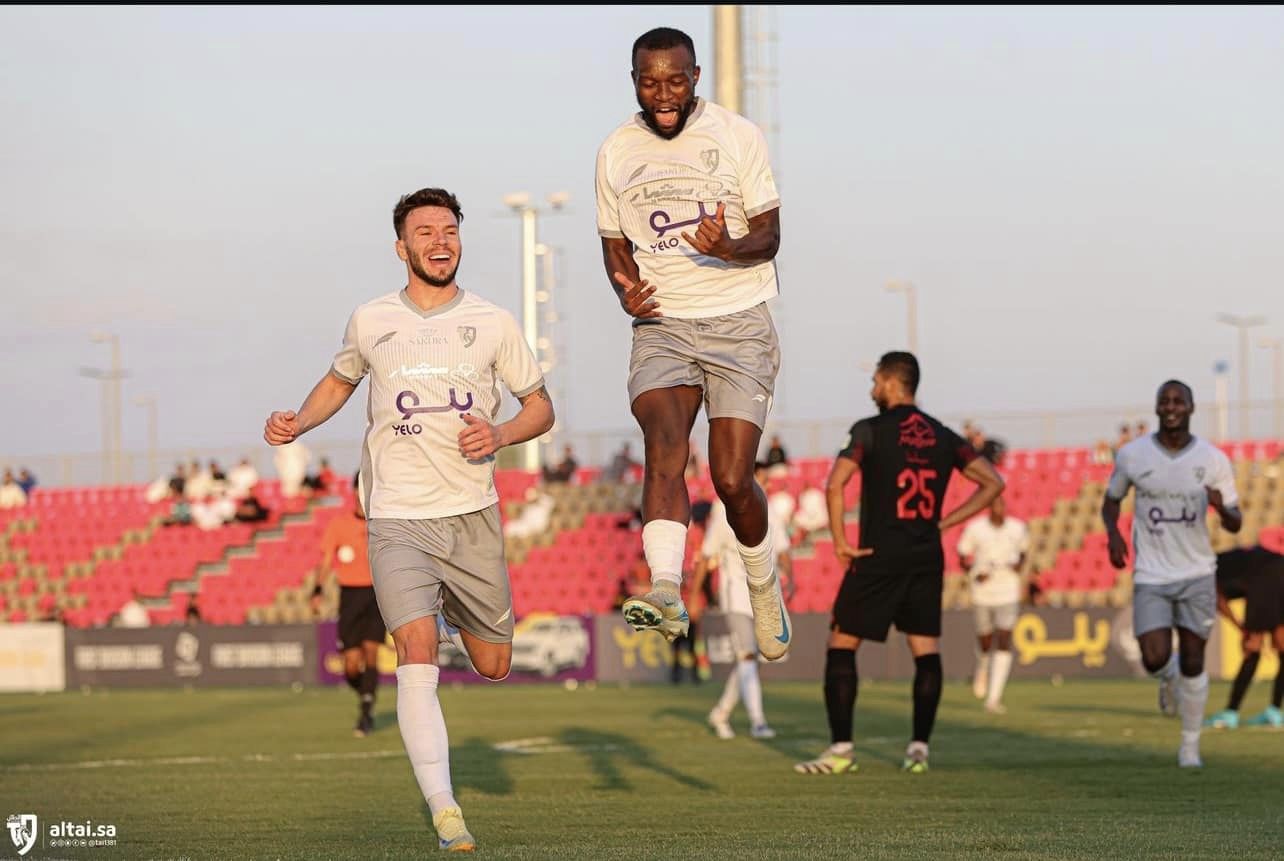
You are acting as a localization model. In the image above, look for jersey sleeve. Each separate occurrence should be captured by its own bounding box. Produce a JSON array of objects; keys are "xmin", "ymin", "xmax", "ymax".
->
[
  {"xmin": 331, "ymin": 310, "xmax": 368, "ymax": 384},
  {"xmin": 736, "ymin": 119, "xmax": 781, "ymax": 218},
  {"xmin": 595, "ymin": 140, "xmax": 624, "ymax": 239},
  {"xmin": 837, "ymin": 420, "xmax": 873, "ymax": 464},
  {"xmin": 1209, "ymin": 449, "xmax": 1240, "ymax": 508},
  {"xmin": 495, "ymin": 310, "xmax": 545, "ymax": 400},
  {"xmin": 1105, "ymin": 447, "xmax": 1133, "ymax": 501}
]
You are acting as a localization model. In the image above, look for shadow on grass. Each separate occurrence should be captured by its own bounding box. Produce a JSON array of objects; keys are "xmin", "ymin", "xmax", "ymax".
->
[{"xmin": 559, "ymin": 726, "xmax": 714, "ymax": 792}]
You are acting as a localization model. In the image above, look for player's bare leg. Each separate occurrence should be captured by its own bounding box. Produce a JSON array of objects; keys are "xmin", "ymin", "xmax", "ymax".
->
[
  {"xmin": 709, "ymin": 417, "xmax": 791, "ymax": 660},
  {"xmin": 621, "ymin": 386, "xmax": 702, "ymax": 641},
  {"xmin": 973, "ymin": 632, "xmax": 992, "ymax": 699},
  {"xmin": 1138, "ymin": 627, "xmax": 1179, "ymax": 717},
  {"xmin": 796, "ymin": 630, "xmax": 861, "ymax": 774}
]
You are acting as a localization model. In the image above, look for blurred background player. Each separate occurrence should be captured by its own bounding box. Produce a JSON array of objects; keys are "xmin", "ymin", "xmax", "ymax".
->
[
  {"xmin": 596, "ymin": 27, "xmax": 790, "ymax": 661},
  {"xmin": 264, "ymin": 187, "xmax": 553, "ymax": 852},
  {"xmin": 313, "ymin": 473, "xmax": 384, "ymax": 738},
  {"xmin": 795, "ymin": 352, "xmax": 1004, "ymax": 775},
  {"xmin": 1205, "ymin": 546, "xmax": 1284, "ymax": 729},
  {"xmin": 694, "ymin": 462, "xmax": 791, "ymax": 739},
  {"xmin": 957, "ymin": 496, "xmax": 1029, "ymax": 714},
  {"xmin": 1104, "ymin": 380, "xmax": 1241, "ymax": 768}
]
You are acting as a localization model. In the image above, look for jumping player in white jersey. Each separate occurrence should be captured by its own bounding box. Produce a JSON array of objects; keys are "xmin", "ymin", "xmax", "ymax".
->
[
  {"xmin": 596, "ymin": 27, "xmax": 791, "ymax": 662},
  {"xmin": 1103, "ymin": 380, "xmax": 1241, "ymax": 768},
  {"xmin": 264, "ymin": 188, "xmax": 554, "ymax": 851}
]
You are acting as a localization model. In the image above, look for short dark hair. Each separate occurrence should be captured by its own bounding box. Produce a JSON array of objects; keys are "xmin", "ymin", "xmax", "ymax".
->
[
  {"xmin": 1157, "ymin": 379, "xmax": 1194, "ymax": 403},
  {"xmin": 393, "ymin": 188, "xmax": 463, "ymax": 239},
  {"xmin": 632, "ymin": 27, "xmax": 696, "ymax": 70},
  {"xmin": 877, "ymin": 351, "xmax": 921, "ymax": 394}
]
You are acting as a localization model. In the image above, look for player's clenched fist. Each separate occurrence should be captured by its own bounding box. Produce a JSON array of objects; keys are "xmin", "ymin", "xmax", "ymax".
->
[{"xmin": 264, "ymin": 410, "xmax": 299, "ymax": 445}]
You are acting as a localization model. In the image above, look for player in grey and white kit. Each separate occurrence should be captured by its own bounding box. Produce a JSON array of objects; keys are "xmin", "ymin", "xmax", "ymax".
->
[
  {"xmin": 264, "ymin": 188, "xmax": 553, "ymax": 851},
  {"xmin": 596, "ymin": 27, "xmax": 791, "ymax": 662},
  {"xmin": 1103, "ymin": 380, "xmax": 1241, "ymax": 768}
]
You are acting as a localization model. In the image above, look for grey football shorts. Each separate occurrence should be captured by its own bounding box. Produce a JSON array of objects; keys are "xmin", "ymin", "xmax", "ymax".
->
[
  {"xmin": 366, "ymin": 505, "xmax": 514, "ymax": 643},
  {"xmin": 973, "ymin": 603, "xmax": 1020, "ymax": 636},
  {"xmin": 1133, "ymin": 574, "xmax": 1216, "ymax": 639},
  {"xmin": 628, "ymin": 302, "xmax": 780, "ymax": 429}
]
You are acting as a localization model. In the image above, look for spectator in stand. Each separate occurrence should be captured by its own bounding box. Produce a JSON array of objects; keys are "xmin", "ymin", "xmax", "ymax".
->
[
  {"xmin": 163, "ymin": 497, "xmax": 193, "ymax": 526},
  {"xmin": 1093, "ymin": 439, "xmax": 1115, "ymax": 466},
  {"xmin": 963, "ymin": 420, "xmax": 987, "ymax": 454},
  {"xmin": 543, "ymin": 445, "xmax": 579, "ymax": 484},
  {"xmin": 602, "ymin": 442, "xmax": 641, "ymax": 483},
  {"xmin": 503, "ymin": 487, "xmax": 555, "ymax": 539},
  {"xmin": 192, "ymin": 491, "xmax": 236, "ymax": 530},
  {"xmin": 117, "ymin": 591, "xmax": 150, "ymax": 628},
  {"xmin": 168, "ymin": 462, "xmax": 188, "ymax": 498},
  {"xmin": 979, "ymin": 436, "xmax": 1007, "ymax": 467},
  {"xmin": 793, "ymin": 486, "xmax": 829, "ymax": 540},
  {"xmin": 235, "ymin": 489, "xmax": 270, "ymax": 523},
  {"xmin": 1113, "ymin": 422, "xmax": 1134, "ymax": 452},
  {"xmin": 185, "ymin": 594, "xmax": 202, "ymax": 626},
  {"xmin": 685, "ymin": 440, "xmax": 704, "ymax": 481},
  {"xmin": 274, "ymin": 439, "xmax": 311, "ymax": 498},
  {"xmin": 1135, "ymin": 420, "xmax": 1148, "ymax": 439},
  {"xmin": 0, "ymin": 470, "xmax": 27, "ymax": 509},
  {"xmin": 227, "ymin": 457, "xmax": 259, "ymax": 499},
  {"xmin": 16, "ymin": 468, "xmax": 36, "ymax": 495},
  {"xmin": 765, "ymin": 438, "xmax": 785, "ymax": 472},
  {"xmin": 186, "ymin": 458, "xmax": 214, "ymax": 500},
  {"xmin": 304, "ymin": 457, "xmax": 337, "ymax": 495}
]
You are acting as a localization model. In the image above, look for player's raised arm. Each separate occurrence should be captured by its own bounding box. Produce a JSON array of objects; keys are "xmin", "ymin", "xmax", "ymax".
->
[
  {"xmin": 681, "ymin": 204, "xmax": 780, "ymax": 265},
  {"xmin": 264, "ymin": 370, "xmax": 358, "ymax": 445},
  {"xmin": 938, "ymin": 457, "xmax": 1005, "ymax": 532}
]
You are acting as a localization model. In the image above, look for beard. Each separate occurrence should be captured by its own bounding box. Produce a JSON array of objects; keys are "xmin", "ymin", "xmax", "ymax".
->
[
  {"xmin": 410, "ymin": 253, "xmax": 460, "ymax": 288},
  {"xmin": 637, "ymin": 94, "xmax": 697, "ymax": 140}
]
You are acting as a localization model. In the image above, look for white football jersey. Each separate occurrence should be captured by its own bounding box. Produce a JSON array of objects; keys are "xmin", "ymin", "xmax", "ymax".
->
[
  {"xmin": 1106, "ymin": 435, "xmax": 1239, "ymax": 586},
  {"xmin": 595, "ymin": 98, "xmax": 781, "ymax": 319},
  {"xmin": 701, "ymin": 500, "xmax": 790, "ymax": 617},
  {"xmin": 332, "ymin": 289, "xmax": 543, "ymax": 520},
  {"xmin": 957, "ymin": 515, "xmax": 1029, "ymax": 607}
]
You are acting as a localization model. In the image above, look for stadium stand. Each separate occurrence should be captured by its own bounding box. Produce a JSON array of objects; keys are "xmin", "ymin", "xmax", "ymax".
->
[{"xmin": 1, "ymin": 441, "xmax": 1280, "ymax": 626}]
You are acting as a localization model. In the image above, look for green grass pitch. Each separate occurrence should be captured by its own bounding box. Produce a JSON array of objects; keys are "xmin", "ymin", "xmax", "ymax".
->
[{"xmin": 3, "ymin": 679, "xmax": 1282, "ymax": 859}]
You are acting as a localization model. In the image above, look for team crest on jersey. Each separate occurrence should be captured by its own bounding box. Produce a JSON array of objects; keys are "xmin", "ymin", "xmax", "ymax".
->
[
  {"xmin": 898, "ymin": 414, "xmax": 936, "ymax": 449},
  {"xmin": 458, "ymin": 326, "xmax": 476, "ymax": 348},
  {"xmin": 1194, "ymin": 466, "xmax": 1206, "ymax": 483},
  {"xmin": 700, "ymin": 148, "xmax": 720, "ymax": 174}
]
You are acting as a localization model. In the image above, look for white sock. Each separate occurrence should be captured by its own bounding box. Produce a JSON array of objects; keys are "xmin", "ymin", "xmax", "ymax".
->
[
  {"xmin": 987, "ymin": 651, "xmax": 1013, "ymax": 707},
  {"xmin": 642, "ymin": 520, "xmax": 687, "ymax": 588},
  {"xmin": 1153, "ymin": 653, "xmax": 1179, "ymax": 682},
  {"xmin": 974, "ymin": 652, "xmax": 992, "ymax": 693},
  {"xmin": 395, "ymin": 664, "xmax": 457, "ymax": 817},
  {"xmin": 716, "ymin": 669, "xmax": 740, "ymax": 716},
  {"xmin": 436, "ymin": 614, "xmax": 478, "ymax": 677},
  {"xmin": 736, "ymin": 530, "xmax": 775, "ymax": 589},
  {"xmin": 738, "ymin": 658, "xmax": 766, "ymax": 726},
  {"xmin": 1178, "ymin": 672, "xmax": 1209, "ymax": 737}
]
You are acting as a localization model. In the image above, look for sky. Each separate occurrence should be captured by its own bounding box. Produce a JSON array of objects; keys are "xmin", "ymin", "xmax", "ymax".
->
[{"xmin": 2, "ymin": 5, "xmax": 1282, "ymax": 475}]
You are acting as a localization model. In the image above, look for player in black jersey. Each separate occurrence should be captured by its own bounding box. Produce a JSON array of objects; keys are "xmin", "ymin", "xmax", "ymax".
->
[
  {"xmin": 1204, "ymin": 546, "xmax": 1284, "ymax": 729},
  {"xmin": 795, "ymin": 352, "xmax": 1004, "ymax": 775}
]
